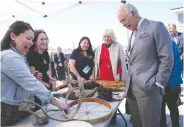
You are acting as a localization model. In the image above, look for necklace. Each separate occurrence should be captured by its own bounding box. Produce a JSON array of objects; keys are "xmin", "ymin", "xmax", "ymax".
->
[{"xmin": 104, "ymin": 44, "xmax": 111, "ymax": 69}]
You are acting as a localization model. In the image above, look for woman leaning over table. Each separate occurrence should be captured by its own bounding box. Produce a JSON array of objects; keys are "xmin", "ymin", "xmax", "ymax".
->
[
  {"xmin": 26, "ymin": 29, "xmax": 57, "ymax": 111},
  {"xmin": 26, "ymin": 29, "xmax": 56, "ymax": 91},
  {"xmin": 1, "ymin": 21, "xmax": 68, "ymax": 126}
]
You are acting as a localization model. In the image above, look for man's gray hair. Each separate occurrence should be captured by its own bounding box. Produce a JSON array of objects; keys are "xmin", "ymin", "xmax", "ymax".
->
[{"xmin": 119, "ymin": 3, "xmax": 140, "ymax": 16}]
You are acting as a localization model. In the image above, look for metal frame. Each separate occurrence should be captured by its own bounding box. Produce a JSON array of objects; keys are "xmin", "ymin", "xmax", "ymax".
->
[{"xmin": 117, "ymin": 108, "xmax": 127, "ymax": 127}]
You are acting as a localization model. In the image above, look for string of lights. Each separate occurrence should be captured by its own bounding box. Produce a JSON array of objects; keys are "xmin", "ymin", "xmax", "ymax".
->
[
  {"xmin": 18, "ymin": 0, "xmax": 126, "ymax": 4},
  {"xmin": 1, "ymin": 0, "xmax": 126, "ymax": 23},
  {"xmin": 16, "ymin": 0, "xmax": 45, "ymax": 16},
  {"xmin": 15, "ymin": 0, "xmax": 126, "ymax": 18}
]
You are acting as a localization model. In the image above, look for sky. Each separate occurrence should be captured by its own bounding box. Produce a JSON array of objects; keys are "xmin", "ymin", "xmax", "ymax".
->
[{"xmin": 0, "ymin": 0, "xmax": 183, "ymax": 51}]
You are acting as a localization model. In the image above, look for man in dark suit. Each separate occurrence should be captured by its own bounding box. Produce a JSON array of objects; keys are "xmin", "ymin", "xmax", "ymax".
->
[
  {"xmin": 168, "ymin": 23, "xmax": 184, "ymax": 106},
  {"xmin": 50, "ymin": 52, "xmax": 57, "ymax": 79},
  {"xmin": 167, "ymin": 23, "xmax": 183, "ymax": 56},
  {"xmin": 160, "ymin": 41, "xmax": 182, "ymax": 127},
  {"xmin": 54, "ymin": 47, "xmax": 66, "ymax": 81}
]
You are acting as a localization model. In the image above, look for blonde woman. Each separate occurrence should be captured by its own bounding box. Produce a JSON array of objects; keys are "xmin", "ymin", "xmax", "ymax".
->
[{"xmin": 95, "ymin": 29, "xmax": 127, "ymax": 82}]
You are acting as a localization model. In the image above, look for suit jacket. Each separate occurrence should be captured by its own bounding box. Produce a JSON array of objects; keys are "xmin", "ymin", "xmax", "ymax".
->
[
  {"xmin": 54, "ymin": 52, "xmax": 65, "ymax": 66},
  {"xmin": 125, "ymin": 19, "xmax": 174, "ymax": 97},
  {"xmin": 171, "ymin": 32, "xmax": 183, "ymax": 56}
]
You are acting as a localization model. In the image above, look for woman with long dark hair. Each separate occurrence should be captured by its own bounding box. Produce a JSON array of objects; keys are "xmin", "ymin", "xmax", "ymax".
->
[
  {"xmin": 1, "ymin": 21, "xmax": 68, "ymax": 126},
  {"xmin": 69, "ymin": 36, "xmax": 95, "ymax": 81}
]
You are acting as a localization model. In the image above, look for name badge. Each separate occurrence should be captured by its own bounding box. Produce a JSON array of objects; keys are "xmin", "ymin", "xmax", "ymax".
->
[
  {"xmin": 82, "ymin": 65, "xmax": 91, "ymax": 74},
  {"xmin": 59, "ymin": 63, "xmax": 62, "ymax": 66},
  {"xmin": 58, "ymin": 58, "xmax": 61, "ymax": 62}
]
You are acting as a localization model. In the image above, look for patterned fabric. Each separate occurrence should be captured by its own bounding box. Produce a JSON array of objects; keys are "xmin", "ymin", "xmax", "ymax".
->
[{"xmin": 1, "ymin": 102, "xmax": 29, "ymax": 126}]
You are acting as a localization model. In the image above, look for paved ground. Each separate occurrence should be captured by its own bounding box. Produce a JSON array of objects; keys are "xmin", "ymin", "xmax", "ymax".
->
[
  {"xmin": 108, "ymin": 79, "xmax": 184, "ymax": 127},
  {"xmin": 107, "ymin": 81, "xmax": 184, "ymax": 127},
  {"xmin": 107, "ymin": 99, "xmax": 184, "ymax": 127}
]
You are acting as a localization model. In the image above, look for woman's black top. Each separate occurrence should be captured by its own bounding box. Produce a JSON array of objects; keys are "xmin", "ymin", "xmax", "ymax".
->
[
  {"xmin": 70, "ymin": 49, "xmax": 94, "ymax": 80},
  {"xmin": 26, "ymin": 50, "xmax": 50, "ymax": 83}
]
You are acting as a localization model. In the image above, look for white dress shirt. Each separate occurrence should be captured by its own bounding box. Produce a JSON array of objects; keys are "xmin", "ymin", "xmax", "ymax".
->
[{"xmin": 131, "ymin": 18, "xmax": 145, "ymax": 49}]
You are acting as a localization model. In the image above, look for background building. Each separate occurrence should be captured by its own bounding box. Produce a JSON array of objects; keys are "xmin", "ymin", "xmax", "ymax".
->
[{"xmin": 170, "ymin": 7, "xmax": 184, "ymax": 32}]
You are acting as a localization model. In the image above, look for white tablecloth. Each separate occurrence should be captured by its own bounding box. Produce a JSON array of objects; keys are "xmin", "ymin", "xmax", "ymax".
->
[{"xmin": 14, "ymin": 92, "xmax": 125, "ymax": 127}]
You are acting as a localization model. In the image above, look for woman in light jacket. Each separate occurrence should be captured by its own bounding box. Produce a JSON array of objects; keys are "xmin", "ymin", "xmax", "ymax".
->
[
  {"xmin": 95, "ymin": 29, "xmax": 127, "ymax": 82},
  {"xmin": 1, "ymin": 21, "xmax": 68, "ymax": 126},
  {"xmin": 94, "ymin": 29, "xmax": 127, "ymax": 125}
]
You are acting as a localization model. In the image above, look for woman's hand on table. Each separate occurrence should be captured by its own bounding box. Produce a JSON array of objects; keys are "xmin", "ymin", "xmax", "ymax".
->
[
  {"xmin": 49, "ymin": 77, "xmax": 56, "ymax": 91},
  {"xmin": 51, "ymin": 83, "xmax": 56, "ymax": 91},
  {"xmin": 89, "ymin": 74, "xmax": 95, "ymax": 81},
  {"xmin": 51, "ymin": 97, "xmax": 69, "ymax": 111},
  {"xmin": 77, "ymin": 76, "xmax": 86, "ymax": 84},
  {"xmin": 115, "ymin": 74, "xmax": 120, "ymax": 83},
  {"xmin": 58, "ymin": 102, "xmax": 69, "ymax": 111}
]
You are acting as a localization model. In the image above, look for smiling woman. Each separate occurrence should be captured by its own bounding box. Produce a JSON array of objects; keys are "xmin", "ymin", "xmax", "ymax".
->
[
  {"xmin": 1, "ymin": 21, "xmax": 34, "ymax": 53},
  {"xmin": 1, "ymin": 21, "xmax": 68, "ymax": 126},
  {"xmin": 26, "ymin": 29, "xmax": 58, "ymax": 111},
  {"xmin": 69, "ymin": 36, "xmax": 95, "ymax": 81}
]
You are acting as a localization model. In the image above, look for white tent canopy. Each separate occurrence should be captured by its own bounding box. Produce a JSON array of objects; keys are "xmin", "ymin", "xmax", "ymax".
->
[
  {"xmin": 0, "ymin": 0, "xmax": 129, "ymax": 49},
  {"xmin": 0, "ymin": 0, "xmax": 125, "ymax": 22}
]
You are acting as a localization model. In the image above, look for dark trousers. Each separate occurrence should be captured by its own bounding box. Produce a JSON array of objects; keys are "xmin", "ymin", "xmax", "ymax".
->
[
  {"xmin": 160, "ymin": 85, "xmax": 181, "ymax": 127},
  {"xmin": 52, "ymin": 70, "xmax": 57, "ymax": 79},
  {"xmin": 57, "ymin": 65, "xmax": 66, "ymax": 81},
  {"xmin": 51, "ymin": 62, "xmax": 57, "ymax": 79}
]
